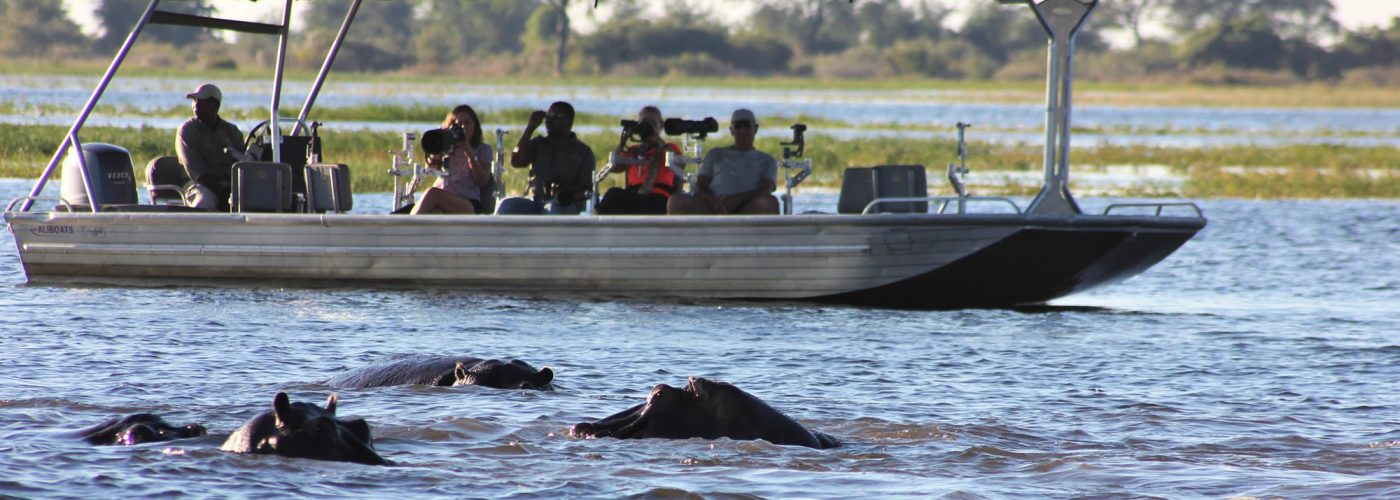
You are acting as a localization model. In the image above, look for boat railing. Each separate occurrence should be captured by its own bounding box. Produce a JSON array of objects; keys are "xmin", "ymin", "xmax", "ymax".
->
[
  {"xmin": 6, "ymin": 196, "xmax": 78, "ymax": 214},
  {"xmin": 1103, "ymin": 202, "xmax": 1204, "ymax": 218},
  {"xmin": 861, "ymin": 196, "xmax": 1023, "ymax": 215}
]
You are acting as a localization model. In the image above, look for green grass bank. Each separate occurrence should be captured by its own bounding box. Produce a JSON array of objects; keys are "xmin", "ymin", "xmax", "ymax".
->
[{"xmin": 2, "ymin": 124, "xmax": 1396, "ymax": 199}]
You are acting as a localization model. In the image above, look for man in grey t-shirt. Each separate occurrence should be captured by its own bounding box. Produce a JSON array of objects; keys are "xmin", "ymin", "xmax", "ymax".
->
[{"xmin": 667, "ymin": 108, "xmax": 779, "ymax": 215}]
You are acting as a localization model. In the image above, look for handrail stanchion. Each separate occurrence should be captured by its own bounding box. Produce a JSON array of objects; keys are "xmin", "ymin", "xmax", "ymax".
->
[
  {"xmin": 19, "ymin": 0, "xmax": 160, "ymax": 212},
  {"xmin": 780, "ymin": 124, "xmax": 811, "ymax": 215},
  {"xmin": 946, "ymin": 122, "xmax": 972, "ymax": 214}
]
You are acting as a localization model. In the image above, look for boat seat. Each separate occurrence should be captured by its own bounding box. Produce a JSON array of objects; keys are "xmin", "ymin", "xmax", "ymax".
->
[
  {"xmin": 837, "ymin": 165, "xmax": 928, "ymax": 214},
  {"xmin": 145, "ymin": 156, "xmax": 189, "ymax": 206},
  {"xmin": 304, "ymin": 163, "xmax": 353, "ymax": 213}
]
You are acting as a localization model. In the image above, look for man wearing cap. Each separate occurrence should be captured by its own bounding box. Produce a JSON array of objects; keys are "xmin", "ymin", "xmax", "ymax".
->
[
  {"xmin": 667, "ymin": 108, "xmax": 779, "ymax": 215},
  {"xmin": 176, "ymin": 83, "xmax": 245, "ymax": 211}
]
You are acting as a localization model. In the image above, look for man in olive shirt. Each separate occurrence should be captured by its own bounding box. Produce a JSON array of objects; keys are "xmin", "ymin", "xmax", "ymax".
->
[
  {"xmin": 667, "ymin": 108, "xmax": 779, "ymax": 215},
  {"xmin": 500, "ymin": 101, "xmax": 596, "ymax": 215},
  {"xmin": 176, "ymin": 83, "xmax": 245, "ymax": 211}
]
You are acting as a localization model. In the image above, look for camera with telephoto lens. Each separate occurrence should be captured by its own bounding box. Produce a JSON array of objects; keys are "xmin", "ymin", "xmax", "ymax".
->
[
  {"xmin": 663, "ymin": 117, "xmax": 718, "ymax": 136},
  {"xmin": 619, "ymin": 119, "xmax": 655, "ymax": 142},
  {"xmin": 420, "ymin": 124, "xmax": 466, "ymax": 155}
]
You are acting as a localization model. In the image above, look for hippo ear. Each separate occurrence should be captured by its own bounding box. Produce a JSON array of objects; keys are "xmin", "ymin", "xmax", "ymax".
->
[
  {"xmin": 534, "ymin": 367, "xmax": 554, "ymax": 387},
  {"xmin": 273, "ymin": 392, "xmax": 292, "ymax": 428},
  {"xmin": 325, "ymin": 393, "xmax": 338, "ymax": 414}
]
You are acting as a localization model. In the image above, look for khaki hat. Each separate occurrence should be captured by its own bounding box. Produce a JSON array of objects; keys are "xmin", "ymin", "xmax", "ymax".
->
[
  {"xmin": 186, "ymin": 83, "xmax": 222, "ymax": 101},
  {"xmin": 730, "ymin": 108, "xmax": 757, "ymax": 125}
]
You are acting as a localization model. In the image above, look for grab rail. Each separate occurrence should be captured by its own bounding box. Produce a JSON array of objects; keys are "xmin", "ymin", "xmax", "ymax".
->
[
  {"xmin": 6, "ymin": 196, "xmax": 43, "ymax": 213},
  {"xmin": 1103, "ymin": 202, "xmax": 1203, "ymax": 218},
  {"xmin": 861, "ymin": 196, "xmax": 1023, "ymax": 215}
]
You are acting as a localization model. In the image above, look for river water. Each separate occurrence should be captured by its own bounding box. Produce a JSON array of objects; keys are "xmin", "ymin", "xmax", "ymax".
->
[
  {"xmin": 1, "ymin": 178, "xmax": 1397, "ymax": 498},
  {"xmin": 3, "ymin": 75, "xmax": 1398, "ymax": 148}
]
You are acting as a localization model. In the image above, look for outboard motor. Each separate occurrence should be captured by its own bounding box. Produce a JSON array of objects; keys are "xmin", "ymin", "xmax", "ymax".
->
[{"xmin": 60, "ymin": 143, "xmax": 138, "ymax": 209}]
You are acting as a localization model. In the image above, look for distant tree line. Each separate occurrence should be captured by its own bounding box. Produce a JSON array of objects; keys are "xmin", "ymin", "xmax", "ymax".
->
[{"xmin": 1, "ymin": 0, "xmax": 1396, "ymax": 85}]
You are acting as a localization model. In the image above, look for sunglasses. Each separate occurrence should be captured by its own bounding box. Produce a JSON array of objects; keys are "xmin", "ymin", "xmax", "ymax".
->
[{"xmin": 731, "ymin": 120, "xmax": 755, "ymax": 129}]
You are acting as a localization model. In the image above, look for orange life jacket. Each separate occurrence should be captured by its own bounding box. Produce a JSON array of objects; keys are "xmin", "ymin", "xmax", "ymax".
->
[{"xmin": 623, "ymin": 143, "xmax": 683, "ymax": 197}]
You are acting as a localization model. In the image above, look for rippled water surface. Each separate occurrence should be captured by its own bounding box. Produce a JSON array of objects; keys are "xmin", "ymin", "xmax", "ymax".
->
[{"xmin": 1, "ymin": 179, "xmax": 1397, "ymax": 498}]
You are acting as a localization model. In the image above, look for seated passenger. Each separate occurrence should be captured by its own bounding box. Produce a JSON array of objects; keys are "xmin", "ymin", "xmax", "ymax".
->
[
  {"xmin": 597, "ymin": 105, "xmax": 683, "ymax": 215},
  {"xmin": 667, "ymin": 108, "xmax": 779, "ymax": 215},
  {"xmin": 412, "ymin": 104, "xmax": 492, "ymax": 215},
  {"xmin": 176, "ymin": 83, "xmax": 245, "ymax": 211},
  {"xmin": 499, "ymin": 101, "xmax": 596, "ymax": 215}
]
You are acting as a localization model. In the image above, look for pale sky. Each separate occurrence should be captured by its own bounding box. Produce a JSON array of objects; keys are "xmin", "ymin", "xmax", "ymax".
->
[{"xmin": 61, "ymin": 0, "xmax": 1400, "ymax": 40}]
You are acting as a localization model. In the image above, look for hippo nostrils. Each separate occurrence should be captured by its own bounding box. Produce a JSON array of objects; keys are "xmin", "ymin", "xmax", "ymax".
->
[
  {"xmin": 326, "ymin": 355, "xmax": 553, "ymax": 390},
  {"xmin": 76, "ymin": 413, "xmax": 207, "ymax": 445},
  {"xmin": 221, "ymin": 392, "xmax": 388, "ymax": 466},
  {"xmin": 570, "ymin": 377, "xmax": 839, "ymax": 449}
]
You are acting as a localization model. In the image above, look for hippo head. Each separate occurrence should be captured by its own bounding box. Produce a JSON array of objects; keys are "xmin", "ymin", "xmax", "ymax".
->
[
  {"xmin": 453, "ymin": 359, "xmax": 554, "ymax": 390},
  {"xmin": 570, "ymin": 377, "xmax": 838, "ymax": 449},
  {"xmin": 79, "ymin": 413, "xmax": 207, "ymax": 446},
  {"xmin": 258, "ymin": 392, "xmax": 387, "ymax": 465}
]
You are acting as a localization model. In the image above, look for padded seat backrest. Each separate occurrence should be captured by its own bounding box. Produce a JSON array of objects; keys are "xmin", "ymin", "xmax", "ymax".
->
[
  {"xmin": 232, "ymin": 161, "xmax": 295, "ymax": 213},
  {"xmin": 304, "ymin": 163, "xmax": 353, "ymax": 213},
  {"xmin": 145, "ymin": 156, "xmax": 189, "ymax": 205},
  {"xmin": 837, "ymin": 165, "xmax": 928, "ymax": 214}
]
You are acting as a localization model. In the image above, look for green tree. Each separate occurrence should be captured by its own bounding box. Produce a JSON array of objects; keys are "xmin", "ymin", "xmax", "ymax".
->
[
  {"xmin": 95, "ymin": 0, "xmax": 215, "ymax": 47},
  {"xmin": 1162, "ymin": 0, "xmax": 1338, "ymax": 43},
  {"xmin": 749, "ymin": 0, "xmax": 860, "ymax": 57},
  {"xmin": 0, "ymin": 0, "xmax": 89, "ymax": 57},
  {"xmin": 854, "ymin": 0, "xmax": 948, "ymax": 49},
  {"xmin": 1334, "ymin": 17, "xmax": 1399, "ymax": 69},
  {"xmin": 300, "ymin": 0, "xmax": 417, "ymax": 71},
  {"xmin": 1177, "ymin": 14, "xmax": 1286, "ymax": 71},
  {"xmin": 1097, "ymin": 0, "xmax": 1161, "ymax": 47},
  {"xmin": 414, "ymin": 0, "xmax": 541, "ymax": 66}
]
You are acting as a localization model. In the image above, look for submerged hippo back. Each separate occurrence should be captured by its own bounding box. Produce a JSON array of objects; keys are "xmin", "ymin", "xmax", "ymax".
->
[
  {"xmin": 327, "ymin": 355, "xmax": 553, "ymax": 390},
  {"xmin": 326, "ymin": 355, "xmax": 478, "ymax": 388},
  {"xmin": 571, "ymin": 377, "xmax": 838, "ymax": 449}
]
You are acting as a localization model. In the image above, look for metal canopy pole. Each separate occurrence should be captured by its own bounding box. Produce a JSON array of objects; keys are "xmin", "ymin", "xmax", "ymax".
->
[
  {"xmin": 269, "ymin": 0, "xmax": 293, "ymax": 163},
  {"xmin": 1003, "ymin": 0, "xmax": 1097, "ymax": 215},
  {"xmin": 19, "ymin": 0, "xmax": 161, "ymax": 212},
  {"xmin": 293, "ymin": 0, "xmax": 362, "ymax": 137}
]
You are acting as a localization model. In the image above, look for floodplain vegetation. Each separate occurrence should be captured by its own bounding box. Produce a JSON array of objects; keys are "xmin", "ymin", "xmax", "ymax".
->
[{"xmin": 2, "ymin": 109, "xmax": 1396, "ymax": 199}]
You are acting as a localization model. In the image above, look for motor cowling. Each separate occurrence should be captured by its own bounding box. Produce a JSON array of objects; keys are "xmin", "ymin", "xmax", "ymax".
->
[{"xmin": 60, "ymin": 143, "xmax": 138, "ymax": 208}]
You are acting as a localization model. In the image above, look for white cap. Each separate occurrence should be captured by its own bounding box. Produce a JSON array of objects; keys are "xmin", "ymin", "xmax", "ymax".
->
[
  {"xmin": 186, "ymin": 83, "xmax": 222, "ymax": 101},
  {"xmin": 730, "ymin": 108, "xmax": 757, "ymax": 124}
]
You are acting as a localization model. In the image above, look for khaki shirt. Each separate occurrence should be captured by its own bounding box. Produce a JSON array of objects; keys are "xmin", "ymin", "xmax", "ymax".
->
[
  {"xmin": 176, "ymin": 117, "xmax": 243, "ymax": 183},
  {"xmin": 515, "ymin": 133, "xmax": 595, "ymax": 199}
]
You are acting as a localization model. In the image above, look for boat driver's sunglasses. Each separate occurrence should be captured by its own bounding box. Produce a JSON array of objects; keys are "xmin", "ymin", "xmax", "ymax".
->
[{"xmin": 731, "ymin": 120, "xmax": 755, "ymax": 130}]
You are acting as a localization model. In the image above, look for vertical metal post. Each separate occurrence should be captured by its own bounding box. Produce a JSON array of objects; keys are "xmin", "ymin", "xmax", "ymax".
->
[
  {"xmin": 269, "ymin": 0, "xmax": 293, "ymax": 163},
  {"xmin": 1010, "ymin": 0, "xmax": 1097, "ymax": 215},
  {"xmin": 293, "ymin": 0, "xmax": 362, "ymax": 136},
  {"xmin": 19, "ymin": 0, "xmax": 160, "ymax": 212},
  {"xmin": 69, "ymin": 133, "xmax": 100, "ymax": 213}
]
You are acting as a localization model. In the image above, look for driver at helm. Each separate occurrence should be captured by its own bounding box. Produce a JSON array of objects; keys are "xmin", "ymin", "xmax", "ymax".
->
[{"xmin": 176, "ymin": 83, "xmax": 246, "ymax": 211}]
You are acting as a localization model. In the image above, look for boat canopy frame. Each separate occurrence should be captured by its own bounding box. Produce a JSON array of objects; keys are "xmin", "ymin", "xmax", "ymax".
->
[{"xmin": 17, "ymin": 0, "xmax": 365, "ymax": 213}]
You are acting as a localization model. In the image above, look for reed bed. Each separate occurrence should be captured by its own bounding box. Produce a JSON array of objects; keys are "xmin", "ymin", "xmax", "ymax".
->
[{"xmin": 2, "ymin": 123, "xmax": 1396, "ymax": 199}]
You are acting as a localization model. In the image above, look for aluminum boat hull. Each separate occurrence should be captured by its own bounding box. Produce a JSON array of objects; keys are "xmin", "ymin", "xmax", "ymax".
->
[{"xmin": 5, "ymin": 211, "xmax": 1203, "ymax": 308}]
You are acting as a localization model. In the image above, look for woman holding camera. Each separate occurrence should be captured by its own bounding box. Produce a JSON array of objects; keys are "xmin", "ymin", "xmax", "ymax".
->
[
  {"xmin": 412, "ymin": 104, "xmax": 493, "ymax": 214},
  {"xmin": 597, "ymin": 105, "xmax": 683, "ymax": 215}
]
